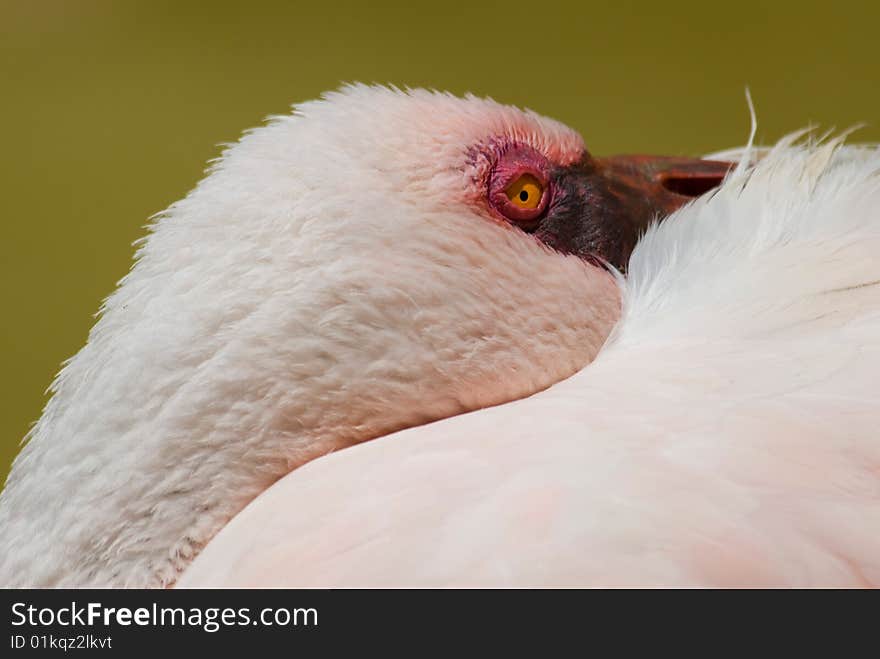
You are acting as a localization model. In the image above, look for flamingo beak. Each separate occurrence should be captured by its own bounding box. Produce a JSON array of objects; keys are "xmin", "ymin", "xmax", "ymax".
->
[
  {"xmin": 538, "ymin": 154, "xmax": 735, "ymax": 272},
  {"xmin": 594, "ymin": 155, "xmax": 735, "ymax": 271},
  {"xmin": 596, "ymin": 154, "xmax": 735, "ymax": 217}
]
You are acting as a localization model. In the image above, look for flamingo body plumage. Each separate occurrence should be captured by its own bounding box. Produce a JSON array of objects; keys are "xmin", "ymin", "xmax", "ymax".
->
[
  {"xmin": 180, "ymin": 141, "xmax": 880, "ymax": 587},
  {"xmin": 1, "ymin": 86, "xmax": 878, "ymax": 588}
]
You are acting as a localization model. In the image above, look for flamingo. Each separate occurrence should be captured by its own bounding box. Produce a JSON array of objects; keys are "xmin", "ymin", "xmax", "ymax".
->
[{"xmin": 1, "ymin": 86, "xmax": 877, "ymax": 588}]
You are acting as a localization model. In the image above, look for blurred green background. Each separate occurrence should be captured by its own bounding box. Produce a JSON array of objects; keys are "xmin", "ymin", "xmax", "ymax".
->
[{"xmin": 1, "ymin": 0, "xmax": 877, "ymax": 484}]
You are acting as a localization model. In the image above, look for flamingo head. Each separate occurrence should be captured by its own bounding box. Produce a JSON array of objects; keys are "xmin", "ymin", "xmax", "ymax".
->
[{"xmin": 0, "ymin": 85, "xmax": 732, "ymax": 587}]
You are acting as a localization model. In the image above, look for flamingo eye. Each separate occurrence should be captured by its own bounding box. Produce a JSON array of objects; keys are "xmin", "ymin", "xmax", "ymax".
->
[
  {"xmin": 505, "ymin": 174, "xmax": 544, "ymax": 210},
  {"xmin": 486, "ymin": 144, "xmax": 552, "ymax": 226}
]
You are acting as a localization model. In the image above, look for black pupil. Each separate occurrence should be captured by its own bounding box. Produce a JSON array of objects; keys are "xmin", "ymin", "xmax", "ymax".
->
[{"xmin": 519, "ymin": 190, "xmax": 529, "ymax": 202}]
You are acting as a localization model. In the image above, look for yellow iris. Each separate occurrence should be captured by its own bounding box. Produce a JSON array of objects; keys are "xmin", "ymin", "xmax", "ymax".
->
[{"xmin": 505, "ymin": 174, "xmax": 544, "ymax": 210}]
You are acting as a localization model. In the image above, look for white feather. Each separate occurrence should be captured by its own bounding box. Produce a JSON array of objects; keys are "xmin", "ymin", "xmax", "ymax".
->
[{"xmin": 181, "ymin": 135, "xmax": 880, "ymax": 587}]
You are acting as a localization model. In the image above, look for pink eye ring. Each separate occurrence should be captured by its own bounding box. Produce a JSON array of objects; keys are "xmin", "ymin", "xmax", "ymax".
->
[{"xmin": 488, "ymin": 146, "xmax": 552, "ymax": 226}]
